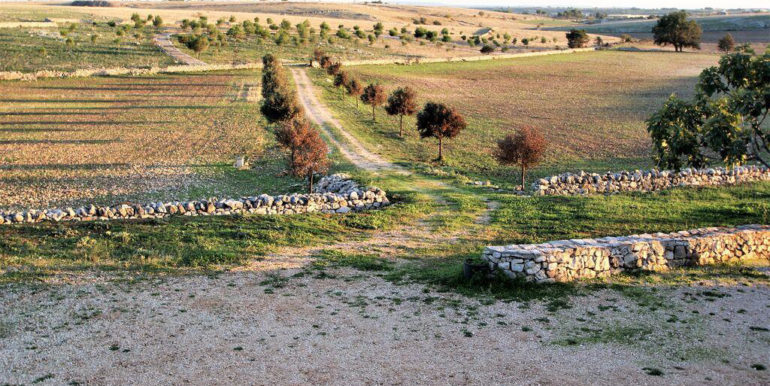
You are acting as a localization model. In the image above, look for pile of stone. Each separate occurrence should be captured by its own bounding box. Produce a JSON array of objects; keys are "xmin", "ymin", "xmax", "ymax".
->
[
  {"xmin": 483, "ymin": 225, "xmax": 770, "ymax": 283},
  {"xmin": 533, "ymin": 165, "xmax": 770, "ymax": 196},
  {"xmin": 0, "ymin": 174, "xmax": 388, "ymax": 225}
]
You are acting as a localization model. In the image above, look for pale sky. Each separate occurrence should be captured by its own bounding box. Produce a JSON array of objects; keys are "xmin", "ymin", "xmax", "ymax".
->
[{"xmin": 389, "ymin": 0, "xmax": 769, "ymax": 9}]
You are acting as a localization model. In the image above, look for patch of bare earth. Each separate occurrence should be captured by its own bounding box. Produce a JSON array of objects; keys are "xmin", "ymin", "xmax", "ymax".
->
[{"xmin": 1, "ymin": 270, "xmax": 768, "ymax": 384}]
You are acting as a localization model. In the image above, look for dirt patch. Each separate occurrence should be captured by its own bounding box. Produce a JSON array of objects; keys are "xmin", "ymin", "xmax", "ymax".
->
[{"xmin": 1, "ymin": 271, "xmax": 768, "ymax": 384}]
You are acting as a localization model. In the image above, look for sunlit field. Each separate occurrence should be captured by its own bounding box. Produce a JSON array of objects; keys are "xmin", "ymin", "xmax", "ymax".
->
[
  {"xmin": 312, "ymin": 50, "xmax": 721, "ymax": 184},
  {"xmin": 0, "ymin": 70, "xmax": 298, "ymax": 210}
]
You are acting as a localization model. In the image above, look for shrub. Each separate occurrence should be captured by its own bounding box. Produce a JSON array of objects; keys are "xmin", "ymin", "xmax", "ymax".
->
[
  {"xmin": 416, "ymin": 102, "xmax": 466, "ymax": 161},
  {"xmin": 480, "ymin": 44, "xmax": 495, "ymax": 54},
  {"xmin": 495, "ymin": 127, "xmax": 547, "ymax": 189},
  {"xmin": 717, "ymin": 33, "xmax": 735, "ymax": 53}
]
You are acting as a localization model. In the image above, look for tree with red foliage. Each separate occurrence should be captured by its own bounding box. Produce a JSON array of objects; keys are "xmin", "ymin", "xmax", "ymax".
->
[
  {"xmin": 495, "ymin": 127, "xmax": 547, "ymax": 189},
  {"xmin": 416, "ymin": 102, "xmax": 466, "ymax": 161},
  {"xmin": 385, "ymin": 86, "xmax": 417, "ymax": 137},
  {"xmin": 275, "ymin": 118, "xmax": 329, "ymax": 193},
  {"xmin": 361, "ymin": 83, "xmax": 386, "ymax": 121},
  {"xmin": 346, "ymin": 78, "xmax": 363, "ymax": 107}
]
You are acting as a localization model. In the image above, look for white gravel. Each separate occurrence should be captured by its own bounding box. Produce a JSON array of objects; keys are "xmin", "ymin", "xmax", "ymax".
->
[{"xmin": 1, "ymin": 267, "xmax": 769, "ymax": 385}]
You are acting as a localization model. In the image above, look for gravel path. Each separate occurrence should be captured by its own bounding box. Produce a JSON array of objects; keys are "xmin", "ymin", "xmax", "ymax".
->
[
  {"xmin": 153, "ymin": 32, "xmax": 208, "ymax": 66},
  {"xmin": 2, "ymin": 270, "xmax": 768, "ymax": 384}
]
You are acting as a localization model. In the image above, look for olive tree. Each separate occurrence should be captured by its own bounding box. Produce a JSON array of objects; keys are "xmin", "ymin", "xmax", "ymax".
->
[
  {"xmin": 646, "ymin": 49, "xmax": 769, "ymax": 169},
  {"xmin": 652, "ymin": 11, "xmax": 702, "ymax": 52}
]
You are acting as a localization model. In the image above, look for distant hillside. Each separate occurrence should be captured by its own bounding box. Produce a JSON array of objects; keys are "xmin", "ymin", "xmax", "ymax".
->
[
  {"xmin": 70, "ymin": 1, "xmax": 116, "ymax": 7},
  {"xmin": 548, "ymin": 14, "xmax": 770, "ymax": 34}
]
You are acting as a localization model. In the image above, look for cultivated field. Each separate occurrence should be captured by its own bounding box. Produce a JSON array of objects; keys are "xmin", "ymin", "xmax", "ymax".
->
[
  {"xmin": 0, "ymin": 23, "xmax": 175, "ymax": 72},
  {"xmin": 0, "ymin": 70, "xmax": 295, "ymax": 210},
  {"xmin": 1, "ymin": 2, "xmax": 769, "ymax": 384},
  {"xmin": 312, "ymin": 50, "xmax": 721, "ymax": 184}
]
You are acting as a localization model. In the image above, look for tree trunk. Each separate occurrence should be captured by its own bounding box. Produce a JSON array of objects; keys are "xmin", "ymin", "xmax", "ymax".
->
[
  {"xmin": 521, "ymin": 164, "xmax": 526, "ymax": 190},
  {"xmin": 438, "ymin": 137, "xmax": 443, "ymax": 161},
  {"xmin": 372, "ymin": 105, "xmax": 376, "ymax": 121},
  {"xmin": 355, "ymin": 98, "xmax": 358, "ymax": 108},
  {"xmin": 399, "ymin": 114, "xmax": 403, "ymax": 137},
  {"xmin": 308, "ymin": 173, "xmax": 314, "ymax": 194}
]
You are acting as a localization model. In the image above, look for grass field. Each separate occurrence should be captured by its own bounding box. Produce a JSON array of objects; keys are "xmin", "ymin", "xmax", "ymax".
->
[
  {"xmin": 0, "ymin": 69, "xmax": 313, "ymax": 210},
  {"xmin": 311, "ymin": 50, "xmax": 720, "ymax": 186},
  {"xmin": 0, "ymin": 23, "xmax": 175, "ymax": 72}
]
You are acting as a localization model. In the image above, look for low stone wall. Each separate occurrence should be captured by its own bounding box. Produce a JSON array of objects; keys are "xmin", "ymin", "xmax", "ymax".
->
[
  {"xmin": 483, "ymin": 225, "xmax": 770, "ymax": 283},
  {"xmin": 533, "ymin": 166, "xmax": 770, "ymax": 196},
  {"xmin": 0, "ymin": 175, "xmax": 388, "ymax": 225}
]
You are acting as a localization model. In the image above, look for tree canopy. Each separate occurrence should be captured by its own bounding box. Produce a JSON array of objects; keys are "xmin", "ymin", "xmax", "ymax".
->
[
  {"xmin": 385, "ymin": 87, "xmax": 418, "ymax": 137},
  {"xmin": 646, "ymin": 49, "xmax": 769, "ymax": 169},
  {"xmin": 652, "ymin": 11, "xmax": 702, "ymax": 52},
  {"xmin": 416, "ymin": 102, "xmax": 466, "ymax": 161}
]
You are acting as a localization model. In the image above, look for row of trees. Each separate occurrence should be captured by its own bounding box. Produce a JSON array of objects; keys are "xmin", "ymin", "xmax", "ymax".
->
[
  {"xmin": 261, "ymin": 54, "xmax": 329, "ymax": 193},
  {"xmin": 316, "ymin": 52, "xmax": 549, "ymax": 185}
]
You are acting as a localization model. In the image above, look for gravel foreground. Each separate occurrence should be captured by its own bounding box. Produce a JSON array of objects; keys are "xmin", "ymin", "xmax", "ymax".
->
[{"xmin": 1, "ymin": 268, "xmax": 769, "ymax": 385}]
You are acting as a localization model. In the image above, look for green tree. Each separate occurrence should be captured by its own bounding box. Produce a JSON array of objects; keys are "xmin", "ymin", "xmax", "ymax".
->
[
  {"xmin": 153, "ymin": 15, "xmax": 163, "ymax": 28},
  {"xmin": 646, "ymin": 49, "xmax": 769, "ymax": 169},
  {"xmin": 652, "ymin": 11, "xmax": 702, "ymax": 52},
  {"xmin": 565, "ymin": 29, "xmax": 589, "ymax": 48}
]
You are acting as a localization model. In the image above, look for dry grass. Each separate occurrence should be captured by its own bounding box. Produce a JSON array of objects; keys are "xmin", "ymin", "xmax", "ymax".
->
[
  {"xmin": 0, "ymin": 70, "xmax": 283, "ymax": 210},
  {"xmin": 315, "ymin": 50, "xmax": 721, "ymax": 181}
]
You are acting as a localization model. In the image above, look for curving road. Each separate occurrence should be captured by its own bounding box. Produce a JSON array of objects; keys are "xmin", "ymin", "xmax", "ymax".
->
[{"xmin": 290, "ymin": 67, "xmax": 408, "ymax": 174}]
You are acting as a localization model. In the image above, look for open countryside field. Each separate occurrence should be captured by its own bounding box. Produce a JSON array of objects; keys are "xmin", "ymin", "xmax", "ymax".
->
[
  {"xmin": 0, "ymin": 70, "xmax": 303, "ymax": 210},
  {"xmin": 0, "ymin": 23, "xmax": 175, "ymax": 72},
  {"xmin": 1, "ymin": 2, "xmax": 770, "ymax": 384},
  {"xmin": 312, "ymin": 50, "xmax": 720, "ymax": 185}
]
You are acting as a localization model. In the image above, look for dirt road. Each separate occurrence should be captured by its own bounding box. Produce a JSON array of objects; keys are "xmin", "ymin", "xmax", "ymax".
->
[
  {"xmin": 153, "ymin": 32, "xmax": 208, "ymax": 66},
  {"xmin": 290, "ymin": 67, "xmax": 407, "ymax": 174}
]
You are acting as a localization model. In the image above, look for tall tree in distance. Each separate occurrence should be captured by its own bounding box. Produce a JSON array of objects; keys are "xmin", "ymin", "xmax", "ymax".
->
[
  {"xmin": 495, "ymin": 127, "xmax": 548, "ymax": 189},
  {"xmin": 652, "ymin": 11, "xmax": 702, "ymax": 52},
  {"xmin": 416, "ymin": 102, "xmax": 466, "ymax": 161},
  {"xmin": 385, "ymin": 86, "xmax": 418, "ymax": 137},
  {"xmin": 361, "ymin": 83, "xmax": 385, "ymax": 121}
]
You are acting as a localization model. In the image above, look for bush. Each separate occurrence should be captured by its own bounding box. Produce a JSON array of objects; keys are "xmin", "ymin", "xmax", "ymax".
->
[
  {"xmin": 480, "ymin": 44, "xmax": 495, "ymax": 54},
  {"xmin": 565, "ymin": 29, "xmax": 589, "ymax": 48}
]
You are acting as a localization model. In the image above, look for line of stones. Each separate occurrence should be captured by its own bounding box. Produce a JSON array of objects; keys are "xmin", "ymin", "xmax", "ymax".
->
[
  {"xmin": 533, "ymin": 165, "xmax": 770, "ymax": 196},
  {"xmin": 482, "ymin": 225, "xmax": 770, "ymax": 283},
  {"xmin": 0, "ymin": 175, "xmax": 388, "ymax": 225}
]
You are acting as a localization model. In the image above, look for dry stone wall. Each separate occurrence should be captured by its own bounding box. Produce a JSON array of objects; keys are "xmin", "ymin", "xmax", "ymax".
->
[
  {"xmin": 483, "ymin": 225, "xmax": 770, "ymax": 283},
  {"xmin": 533, "ymin": 166, "xmax": 770, "ymax": 196},
  {"xmin": 0, "ymin": 174, "xmax": 388, "ymax": 225}
]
